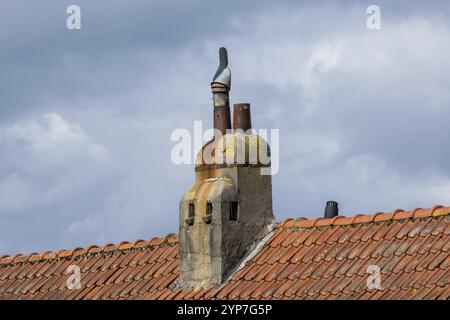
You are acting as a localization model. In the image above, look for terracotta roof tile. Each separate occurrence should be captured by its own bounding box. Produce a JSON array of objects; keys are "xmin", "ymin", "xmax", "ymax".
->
[
  {"xmin": 274, "ymin": 262, "xmax": 299, "ymax": 281},
  {"xmin": 228, "ymin": 265, "xmax": 246, "ymax": 281},
  {"xmin": 269, "ymin": 230, "xmax": 291, "ymax": 247},
  {"xmin": 237, "ymin": 280, "xmax": 258, "ymax": 299},
  {"xmin": 373, "ymin": 223, "xmax": 392, "ymax": 241},
  {"xmin": 311, "ymin": 245, "xmax": 331, "ymax": 263},
  {"xmin": 373, "ymin": 212, "xmax": 391, "ymax": 222},
  {"xmin": 393, "ymin": 236, "xmax": 416, "ymax": 257},
  {"xmin": 280, "ymin": 231, "xmax": 300, "ymax": 247},
  {"xmin": 360, "ymin": 223, "xmax": 385, "ymax": 242},
  {"xmin": 345, "ymin": 259, "xmax": 366, "ymax": 278},
  {"xmin": 301, "ymin": 245, "xmax": 324, "ymax": 264},
  {"xmin": 333, "ymin": 216, "xmax": 353, "ymax": 225},
  {"xmin": 394, "ymin": 220, "xmax": 416, "ymax": 239},
  {"xmin": 431, "ymin": 218, "xmax": 448, "ymax": 236},
  {"xmin": 407, "ymin": 219, "xmax": 430, "ymax": 238},
  {"xmin": 314, "ymin": 227, "xmax": 340, "ymax": 246},
  {"xmin": 298, "ymin": 262, "xmax": 319, "ymax": 280},
  {"xmin": 215, "ymin": 280, "xmax": 240, "ymax": 300},
  {"xmin": 432, "ymin": 268, "xmax": 449, "ymax": 288},
  {"xmin": 279, "ymin": 218, "xmax": 294, "ymax": 228},
  {"xmin": 254, "ymin": 246, "xmax": 272, "ymax": 265},
  {"xmin": 0, "ymin": 205, "xmax": 448, "ymax": 300},
  {"xmin": 248, "ymin": 281, "xmax": 272, "ymax": 299},
  {"xmin": 228, "ymin": 280, "xmax": 253, "ymax": 300},
  {"xmin": 303, "ymin": 229, "xmax": 324, "ymax": 246},
  {"xmin": 292, "ymin": 229, "xmax": 314, "ymax": 246},
  {"xmin": 277, "ymin": 245, "xmax": 300, "ymax": 264},
  {"xmin": 427, "ymin": 251, "xmax": 448, "ymax": 271},
  {"xmin": 437, "ymin": 286, "xmax": 449, "ymax": 300},
  {"xmin": 372, "ymin": 238, "xmax": 394, "ymax": 259},
  {"xmin": 295, "ymin": 218, "xmax": 315, "ymax": 228},
  {"xmin": 380, "ymin": 255, "xmax": 403, "ymax": 275}
]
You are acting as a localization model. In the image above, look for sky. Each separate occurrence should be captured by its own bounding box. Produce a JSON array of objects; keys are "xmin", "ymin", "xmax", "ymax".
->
[{"xmin": 1, "ymin": 0, "xmax": 450, "ymax": 254}]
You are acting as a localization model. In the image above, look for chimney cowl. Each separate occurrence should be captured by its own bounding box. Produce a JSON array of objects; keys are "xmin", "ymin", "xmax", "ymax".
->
[
  {"xmin": 211, "ymin": 47, "xmax": 232, "ymax": 137},
  {"xmin": 211, "ymin": 47, "xmax": 231, "ymax": 89},
  {"xmin": 324, "ymin": 200, "xmax": 339, "ymax": 218}
]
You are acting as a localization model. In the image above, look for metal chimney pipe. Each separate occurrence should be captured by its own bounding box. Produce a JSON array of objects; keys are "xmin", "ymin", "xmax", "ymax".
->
[
  {"xmin": 233, "ymin": 103, "xmax": 252, "ymax": 131},
  {"xmin": 211, "ymin": 47, "xmax": 231, "ymax": 137},
  {"xmin": 324, "ymin": 201, "xmax": 339, "ymax": 218}
]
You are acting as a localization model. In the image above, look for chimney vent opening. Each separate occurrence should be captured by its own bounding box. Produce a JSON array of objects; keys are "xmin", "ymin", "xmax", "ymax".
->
[
  {"xmin": 324, "ymin": 200, "xmax": 339, "ymax": 219},
  {"xmin": 205, "ymin": 201, "xmax": 213, "ymax": 224},
  {"xmin": 186, "ymin": 202, "xmax": 195, "ymax": 225},
  {"xmin": 229, "ymin": 201, "xmax": 239, "ymax": 221}
]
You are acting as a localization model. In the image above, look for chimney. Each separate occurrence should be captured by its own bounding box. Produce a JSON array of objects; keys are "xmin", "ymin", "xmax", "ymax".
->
[
  {"xmin": 324, "ymin": 201, "xmax": 339, "ymax": 218},
  {"xmin": 211, "ymin": 47, "xmax": 231, "ymax": 137},
  {"xmin": 179, "ymin": 48, "xmax": 275, "ymax": 290},
  {"xmin": 233, "ymin": 103, "xmax": 252, "ymax": 132}
]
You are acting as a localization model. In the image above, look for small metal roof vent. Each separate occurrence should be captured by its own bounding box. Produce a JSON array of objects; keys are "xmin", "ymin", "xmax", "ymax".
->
[{"xmin": 324, "ymin": 201, "xmax": 339, "ymax": 218}]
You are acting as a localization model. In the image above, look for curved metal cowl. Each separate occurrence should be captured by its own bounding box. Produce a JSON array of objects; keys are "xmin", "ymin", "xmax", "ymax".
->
[
  {"xmin": 211, "ymin": 47, "xmax": 231, "ymax": 89},
  {"xmin": 212, "ymin": 67, "xmax": 231, "ymax": 89}
]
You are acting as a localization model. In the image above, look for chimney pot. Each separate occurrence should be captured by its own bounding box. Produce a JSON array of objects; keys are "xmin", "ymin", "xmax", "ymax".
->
[
  {"xmin": 324, "ymin": 201, "xmax": 339, "ymax": 218},
  {"xmin": 233, "ymin": 103, "xmax": 252, "ymax": 132}
]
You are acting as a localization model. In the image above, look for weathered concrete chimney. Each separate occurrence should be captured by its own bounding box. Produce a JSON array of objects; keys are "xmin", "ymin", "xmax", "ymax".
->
[{"xmin": 179, "ymin": 48, "xmax": 275, "ymax": 290}]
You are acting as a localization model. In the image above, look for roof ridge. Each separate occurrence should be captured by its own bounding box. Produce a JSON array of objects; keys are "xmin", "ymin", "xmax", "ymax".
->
[
  {"xmin": 279, "ymin": 205, "xmax": 450, "ymax": 229},
  {"xmin": 0, "ymin": 233, "xmax": 179, "ymax": 266}
]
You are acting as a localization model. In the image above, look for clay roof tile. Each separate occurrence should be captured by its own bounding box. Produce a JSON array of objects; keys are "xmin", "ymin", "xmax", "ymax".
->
[
  {"xmin": 372, "ymin": 212, "xmax": 387, "ymax": 222},
  {"xmin": 117, "ymin": 242, "xmax": 133, "ymax": 250},
  {"xmin": 280, "ymin": 218, "xmax": 295, "ymax": 228},
  {"xmin": 102, "ymin": 243, "xmax": 117, "ymax": 252},
  {"xmin": 333, "ymin": 216, "xmax": 353, "ymax": 226},
  {"xmin": 314, "ymin": 217, "xmax": 334, "ymax": 227},
  {"xmin": 86, "ymin": 245, "xmax": 101, "ymax": 254},
  {"xmin": 392, "ymin": 209, "xmax": 411, "ymax": 220},
  {"xmin": 311, "ymin": 218, "xmax": 324, "ymax": 227},
  {"xmin": 296, "ymin": 218, "xmax": 314, "ymax": 228},
  {"xmin": 350, "ymin": 214, "xmax": 365, "ymax": 224},
  {"xmin": 412, "ymin": 208, "xmax": 429, "ymax": 218},
  {"xmin": 0, "ymin": 204, "xmax": 448, "ymax": 300},
  {"xmin": 148, "ymin": 237, "xmax": 164, "ymax": 246},
  {"xmin": 353, "ymin": 214, "xmax": 375, "ymax": 224}
]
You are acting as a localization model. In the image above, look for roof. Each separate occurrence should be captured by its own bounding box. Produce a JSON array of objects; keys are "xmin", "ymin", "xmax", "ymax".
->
[{"xmin": 0, "ymin": 205, "xmax": 449, "ymax": 300}]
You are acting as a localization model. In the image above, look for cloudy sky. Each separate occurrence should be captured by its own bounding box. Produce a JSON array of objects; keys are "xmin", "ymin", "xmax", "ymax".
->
[{"xmin": 1, "ymin": 0, "xmax": 450, "ymax": 254}]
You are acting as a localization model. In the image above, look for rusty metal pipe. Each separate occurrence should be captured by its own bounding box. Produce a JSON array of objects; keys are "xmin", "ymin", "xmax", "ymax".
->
[
  {"xmin": 233, "ymin": 103, "xmax": 252, "ymax": 131},
  {"xmin": 214, "ymin": 104, "xmax": 231, "ymax": 136}
]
